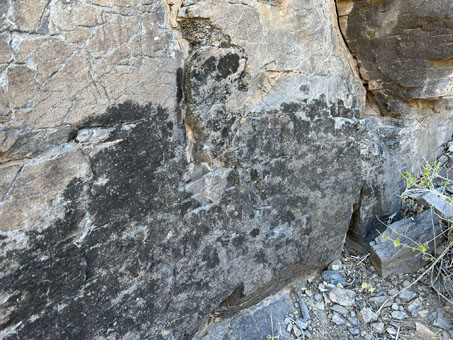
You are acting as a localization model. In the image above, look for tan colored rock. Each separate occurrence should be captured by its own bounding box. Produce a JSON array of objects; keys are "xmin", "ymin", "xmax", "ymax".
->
[
  {"xmin": 415, "ymin": 323, "xmax": 440, "ymax": 340},
  {"xmin": 12, "ymin": 0, "xmax": 48, "ymax": 32},
  {"xmin": 5, "ymin": 66, "xmax": 40, "ymax": 109},
  {"xmin": 0, "ymin": 149, "xmax": 91, "ymax": 231}
]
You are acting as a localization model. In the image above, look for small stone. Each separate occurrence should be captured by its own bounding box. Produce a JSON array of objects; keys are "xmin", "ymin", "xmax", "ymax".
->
[
  {"xmin": 332, "ymin": 314, "xmax": 346, "ymax": 326},
  {"xmin": 329, "ymin": 287, "xmax": 356, "ymax": 307},
  {"xmin": 348, "ymin": 317, "xmax": 358, "ymax": 326},
  {"xmin": 399, "ymin": 289, "xmax": 416, "ymax": 302},
  {"xmin": 293, "ymin": 325, "xmax": 302, "ymax": 337},
  {"xmin": 295, "ymin": 318, "xmax": 308, "ymax": 330},
  {"xmin": 369, "ymin": 295, "xmax": 391, "ymax": 308},
  {"xmin": 314, "ymin": 293, "xmax": 322, "ymax": 301},
  {"xmin": 407, "ymin": 298, "xmax": 422, "ymax": 317},
  {"xmin": 431, "ymin": 311, "xmax": 453, "ymax": 330},
  {"xmin": 322, "ymin": 270, "xmax": 347, "ymax": 287},
  {"xmin": 331, "ymin": 304, "xmax": 349, "ymax": 315},
  {"xmin": 391, "ymin": 311, "xmax": 408, "ymax": 320},
  {"xmin": 418, "ymin": 310, "xmax": 429, "ymax": 318},
  {"xmin": 314, "ymin": 301, "xmax": 325, "ymax": 310},
  {"xmin": 388, "ymin": 288, "xmax": 399, "ymax": 295},
  {"xmin": 358, "ymin": 308, "xmax": 378, "ymax": 324},
  {"xmin": 305, "ymin": 289, "xmax": 313, "ymax": 297},
  {"xmin": 386, "ymin": 327, "xmax": 397, "ymax": 335},
  {"xmin": 286, "ymin": 323, "xmax": 293, "ymax": 333},
  {"xmin": 330, "ymin": 259, "xmax": 343, "ymax": 271},
  {"xmin": 349, "ymin": 328, "xmax": 360, "ymax": 336},
  {"xmin": 415, "ymin": 322, "xmax": 439, "ymax": 339},
  {"xmin": 371, "ymin": 322, "xmax": 385, "ymax": 333},
  {"xmin": 318, "ymin": 283, "xmax": 327, "ymax": 292},
  {"xmin": 392, "ymin": 303, "xmax": 399, "ymax": 311}
]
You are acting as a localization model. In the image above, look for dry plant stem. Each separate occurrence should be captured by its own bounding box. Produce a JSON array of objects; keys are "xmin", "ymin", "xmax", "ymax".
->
[
  {"xmin": 395, "ymin": 325, "xmax": 400, "ymax": 340},
  {"xmin": 376, "ymin": 244, "xmax": 452, "ymax": 315},
  {"xmin": 355, "ymin": 253, "xmax": 370, "ymax": 267}
]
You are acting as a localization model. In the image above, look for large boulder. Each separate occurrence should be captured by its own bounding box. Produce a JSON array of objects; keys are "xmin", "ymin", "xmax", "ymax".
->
[{"xmin": 0, "ymin": 0, "xmax": 364, "ymax": 339}]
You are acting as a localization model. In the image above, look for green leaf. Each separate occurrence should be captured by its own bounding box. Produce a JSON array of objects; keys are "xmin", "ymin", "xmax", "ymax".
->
[
  {"xmin": 424, "ymin": 169, "xmax": 430, "ymax": 176},
  {"xmin": 441, "ymin": 181, "xmax": 449, "ymax": 187},
  {"xmin": 421, "ymin": 178, "xmax": 429, "ymax": 187},
  {"xmin": 382, "ymin": 234, "xmax": 388, "ymax": 241},
  {"xmin": 449, "ymin": 234, "xmax": 453, "ymax": 245},
  {"xmin": 393, "ymin": 238, "xmax": 401, "ymax": 247},
  {"xmin": 417, "ymin": 244, "xmax": 429, "ymax": 253},
  {"xmin": 402, "ymin": 171, "xmax": 411, "ymax": 179}
]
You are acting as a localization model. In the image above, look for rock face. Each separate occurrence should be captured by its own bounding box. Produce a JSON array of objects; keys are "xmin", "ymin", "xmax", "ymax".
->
[
  {"xmin": 338, "ymin": 0, "xmax": 453, "ymax": 252},
  {"xmin": 0, "ymin": 0, "xmax": 452, "ymax": 339},
  {"xmin": 0, "ymin": 1, "xmax": 364, "ymax": 339}
]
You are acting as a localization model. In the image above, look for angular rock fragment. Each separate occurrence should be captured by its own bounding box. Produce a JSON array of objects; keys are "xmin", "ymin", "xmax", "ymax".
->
[
  {"xmin": 371, "ymin": 210, "xmax": 441, "ymax": 277},
  {"xmin": 415, "ymin": 323, "xmax": 440, "ymax": 340},
  {"xmin": 418, "ymin": 192, "xmax": 453, "ymax": 220},
  {"xmin": 328, "ymin": 288, "xmax": 356, "ymax": 307},
  {"xmin": 358, "ymin": 308, "xmax": 378, "ymax": 324}
]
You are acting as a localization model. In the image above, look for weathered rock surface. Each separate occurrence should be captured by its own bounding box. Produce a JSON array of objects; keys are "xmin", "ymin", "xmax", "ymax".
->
[
  {"xmin": 339, "ymin": 0, "xmax": 453, "ymax": 252},
  {"xmin": 0, "ymin": 0, "xmax": 452, "ymax": 338},
  {"xmin": 371, "ymin": 209, "xmax": 441, "ymax": 278},
  {"xmin": 0, "ymin": 0, "xmax": 364, "ymax": 339}
]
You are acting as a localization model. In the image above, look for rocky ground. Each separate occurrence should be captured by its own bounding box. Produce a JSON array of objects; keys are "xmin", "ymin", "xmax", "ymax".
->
[{"xmin": 198, "ymin": 250, "xmax": 453, "ymax": 340}]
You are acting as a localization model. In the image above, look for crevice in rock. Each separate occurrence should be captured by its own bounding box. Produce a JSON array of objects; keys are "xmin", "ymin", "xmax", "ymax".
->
[
  {"xmin": 345, "ymin": 184, "xmax": 365, "ymax": 254},
  {"xmin": 333, "ymin": 0, "xmax": 385, "ymax": 118}
]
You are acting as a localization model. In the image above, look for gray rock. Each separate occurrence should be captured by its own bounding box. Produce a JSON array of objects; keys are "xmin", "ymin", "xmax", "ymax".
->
[
  {"xmin": 322, "ymin": 270, "xmax": 347, "ymax": 287},
  {"xmin": 329, "ymin": 288, "xmax": 357, "ymax": 307},
  {"xmin": 431, "ymin": 310, "xmax": 453, "ymax": 330},
  {"xmin": 408, "ymin": 298, "xmax": 422, "ymax": 318},
  {"xmin": 371, "ymin": 210, "xmax": 441, "ymax": 277},
  {"xmin": 332, "ymin": 304, "xmax": 350, "ymax": 316},
  {"xmin": 371, "ymin": 322, "xmax": 385, "ymax": 333},
  {"xmin": 295, "ymin": 318, "xmax": 309, "ymax": 331},
  {"xmin": 1, "ymin": 0, "xmax": 453, "ymax": 338},
  {"xmin": 399, "ymin": 290, "xmax": 417, "ymax": 302},
  {"xmin": 332, "ymin": 314, "xmax": 346, "ymax": 326},
  {"xmin": 341, "ymin": 0, "xmax": 453, "ymax": 254},
  {"xmin": 201, "ymin": 290, "xmax": 294, "ymax": 340},
  {"xmin": 418, "ymin": 192, "xmax": 453, "ymax": 220},
  {"xmin": 391, "ymin": 311, "xmax": 408, "ymax": 320},
  {"xmin": 358, "ymin": 308, "xmax": 378, "ymax": 324},
  {"xmin": 369, "ymin": 295, "xmax": 392, "ymax": 309},
  {"xmin": 348, "ymin": 317, "xmax": 359, "ymax": 326},
  {"xmin": 349, "ymin": 328, "xmax": 360, "ymax": 336}
]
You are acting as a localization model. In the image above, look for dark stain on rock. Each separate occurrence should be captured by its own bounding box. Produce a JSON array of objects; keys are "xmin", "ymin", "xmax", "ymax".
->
[
  {"xmin": 176, "ymin": 67, "xmax": 184, "ymax": 104},
  {"xmin": 84, "ymin": 101, "xmax": 153, "ymax": 127},
  {"xmin": 217, "ymin": 53, "xmax": 240, "ymax": 79}
]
